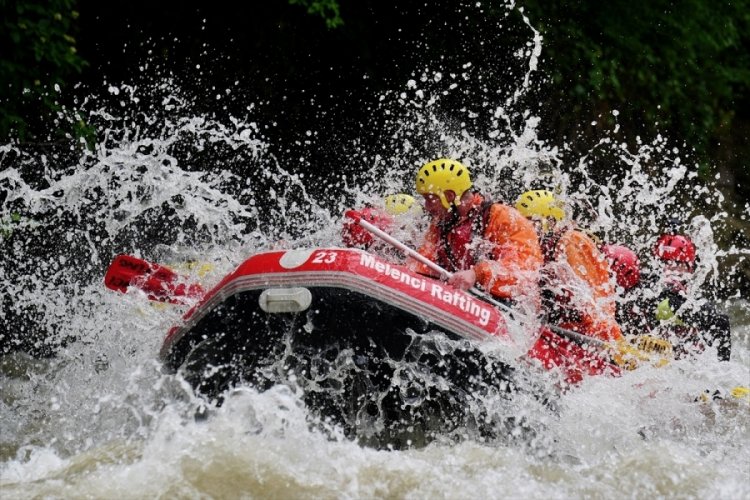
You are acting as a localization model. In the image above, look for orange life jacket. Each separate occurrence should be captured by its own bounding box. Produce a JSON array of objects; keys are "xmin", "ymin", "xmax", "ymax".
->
[{"xmin": 540, "ymin": 228, "xmax": 622, "ymax": 341}]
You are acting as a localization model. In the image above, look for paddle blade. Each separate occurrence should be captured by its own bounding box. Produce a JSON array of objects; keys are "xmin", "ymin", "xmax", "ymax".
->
[{"xmin": 104, "ymin": 254, "xmax": 205, "ymax": 304}]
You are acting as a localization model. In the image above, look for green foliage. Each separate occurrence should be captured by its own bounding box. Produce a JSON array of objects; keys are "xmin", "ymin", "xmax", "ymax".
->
[
  {"xmin": 1, "ymin": 213, "xmax": 22, "ymax": 239},
  {"xmin": 519, "ymin": 0, "xmax": 750, "ymax": 161},
  {"xmin": 0, "ymin": 0, "xmax": 88, "ymax": 142},
  {"xmin": 288, "ymin": 0, "xmax": 343, "ymax": 28}
]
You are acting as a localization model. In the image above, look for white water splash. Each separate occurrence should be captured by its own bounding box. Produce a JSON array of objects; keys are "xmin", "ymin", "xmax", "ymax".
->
[{"xmin": 2, "ymin": 3, "xmax": 749, "ymax": 498}]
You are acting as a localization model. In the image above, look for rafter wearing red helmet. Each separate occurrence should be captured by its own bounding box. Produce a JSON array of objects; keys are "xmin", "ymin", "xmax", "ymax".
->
[{"xmin": 646, "ymin": 233, "xmax": 731, "ymax": 361}]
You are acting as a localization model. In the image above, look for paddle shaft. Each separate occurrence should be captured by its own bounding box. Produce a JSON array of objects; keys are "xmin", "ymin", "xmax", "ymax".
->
[{"xmin": 350, "ymin": 213, "xmax": 606, "ymax": 349}]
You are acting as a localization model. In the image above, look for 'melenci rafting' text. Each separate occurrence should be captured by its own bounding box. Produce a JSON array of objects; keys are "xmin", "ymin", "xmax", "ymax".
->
[{"xmin": 358, "ymin": 253, "xmax": 492, "ymax": 326}]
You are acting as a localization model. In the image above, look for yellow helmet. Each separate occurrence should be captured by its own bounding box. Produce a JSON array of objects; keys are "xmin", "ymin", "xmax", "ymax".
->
[
  {"xmin": 415, "ymin": 159, "xmax": 473, "ymax": 209},
  {"xmin": 515, "ymin": 190, "xmax": 565, "ymax": 221},
  {"xmin": 384, "ymin": 194, "xmax": 421, "ymax": 216}
]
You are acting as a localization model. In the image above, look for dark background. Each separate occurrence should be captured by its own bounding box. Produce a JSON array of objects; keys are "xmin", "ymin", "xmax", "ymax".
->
[
  {"xmin": 3, "ymin": 0, "xmax": 748, "ymax": 202},
  {"xmin": 71, "ymin": 1, "xmax": 536, "ymax": 180},
  {"xmin": 3, "ymin": 0, "xmax": 748, "ymax": 186},
  {"xmin": 0, "ymin": 0, "xmax": 748, "ymax": 270}
]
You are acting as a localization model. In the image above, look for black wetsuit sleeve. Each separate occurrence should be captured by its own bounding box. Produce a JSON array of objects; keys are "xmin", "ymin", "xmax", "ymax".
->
[
  {"xmin": 617, "ymin": 295, "xmax": 651, "ymax": 335},
  {"xmin": 684, "ymin": 302, "xmax": 732, "ymax": 361},
  {"xmin": 697, "ymin": 303, "xmax": 732, "ymax": 361}
]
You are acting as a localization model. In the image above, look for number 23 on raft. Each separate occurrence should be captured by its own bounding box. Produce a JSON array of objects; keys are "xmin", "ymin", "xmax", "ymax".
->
[{"xmin": 312, "ymin": 251, "xmax": 337, "ymax": 264}]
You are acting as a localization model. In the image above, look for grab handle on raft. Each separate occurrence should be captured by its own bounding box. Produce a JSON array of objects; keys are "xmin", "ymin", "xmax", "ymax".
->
[{"xmin": 346, "ymin": 209, "xmax": 608, "ymax": 349}]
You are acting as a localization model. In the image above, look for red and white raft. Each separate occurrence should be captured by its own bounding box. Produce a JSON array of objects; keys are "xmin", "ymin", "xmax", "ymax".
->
[
  {"xmin": 106, "ymin": 247, "xmax": 615, "ymax": 446},
  {"xmin": 106, "ymin": 247, "xmax": 614, "ymax": 395},
  {"xmin": 160, "ymin": 247, "xmax": 516, "ymax": 366}
]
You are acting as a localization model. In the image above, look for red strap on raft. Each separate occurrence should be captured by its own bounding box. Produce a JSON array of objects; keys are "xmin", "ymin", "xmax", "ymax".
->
[
  {"xmin": 527, "ymin": 327, "xmax": 620, "ymax": 386},
  {"xmin": 104, "ymin": 254, "xmax": 205, "ymax": 304}
]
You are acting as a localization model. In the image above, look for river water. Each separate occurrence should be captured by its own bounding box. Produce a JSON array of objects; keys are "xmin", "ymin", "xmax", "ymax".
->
[
  {"xmin": 2, "ymin": 4, "xmax": 749, "ymax": 498},
  {"xmin": 0, "ymin": 297, "xmax": 747, "ymax": 498}
]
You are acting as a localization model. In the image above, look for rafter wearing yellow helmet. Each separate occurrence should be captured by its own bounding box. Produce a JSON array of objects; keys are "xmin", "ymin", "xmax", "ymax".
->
[
  {"xmin": 514, "ymin": 190, "xmax": 565, "ymax": 221},
  {"xmin": 384, "ymin": 193, "xmax": 421, "ymax": 216},
  {"xmin": 415, "ymin": 159, "xmax": 472, "ymax": 210}
]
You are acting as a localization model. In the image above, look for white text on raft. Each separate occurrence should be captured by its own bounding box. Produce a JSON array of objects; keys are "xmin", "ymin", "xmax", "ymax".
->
[{"xmin": 358, "ymin": 253, "xmax": 491, "ymax": 326}]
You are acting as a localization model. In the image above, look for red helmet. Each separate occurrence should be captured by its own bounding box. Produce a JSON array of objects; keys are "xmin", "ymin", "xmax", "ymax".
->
[
  {"xmin": 601, "ymin": 244, "xmax": 641, "ymax": 290},
  {"xmin": 342, "ymin": 207, "xmax": 393, "ymax": 249},
  {"xmin": 653, "ymin": 234, "xmax": 696, "ymax": 268}
]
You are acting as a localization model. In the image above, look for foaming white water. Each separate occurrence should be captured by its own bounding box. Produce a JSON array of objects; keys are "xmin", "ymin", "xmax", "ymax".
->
[
  {"xmin": 2, "ymin": 4, "xmax": 750, "ymax": 498},
  {"xmin": 2, "ymin": 109, "xmax": 748, "ymax": 499},
  {"xmin": 2, "ymin": 358, "xmax": 748, "ymax": 499}
]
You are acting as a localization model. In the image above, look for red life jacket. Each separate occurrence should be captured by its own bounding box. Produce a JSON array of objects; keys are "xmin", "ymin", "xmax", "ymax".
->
[
  {"xmin": 539, "ymin": 227, "xmax": 567, "ymax": 265},
  {"xmin": 434, "ymin": 195, "xmax": 493, "ymax": 273},
  {"xmin": 538, "ymin": 228, "xmax": 572, "ymax": 315}
]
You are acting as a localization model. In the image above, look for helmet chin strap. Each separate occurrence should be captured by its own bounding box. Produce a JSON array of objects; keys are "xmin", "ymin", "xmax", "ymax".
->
[
  {"xmin": 442, "ymin": 189, "xmax": 459, "ymax": 210},
  {"xmin": 438, "ymin": 205, "xmax": 459, "ymax": 229},
  {"xmin": 437, "ymin": 190, "xmax": 471, "ymax": 228},
  {"xmin": 662, "ymin": 269, "xmax": 691, "ymax": 293}
]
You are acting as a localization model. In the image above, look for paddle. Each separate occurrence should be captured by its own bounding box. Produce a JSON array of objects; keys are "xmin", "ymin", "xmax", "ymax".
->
[
  {"xmin": 345, "ymin": 210, "xmax": 666, "ymax": 368},
  {"xmin": 104, "ymin": 254, "xmax": 205, "ymax": 305},
  {"xmin": 345, "ymin": 211, "xmax": 603, "ymax": 340}
]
